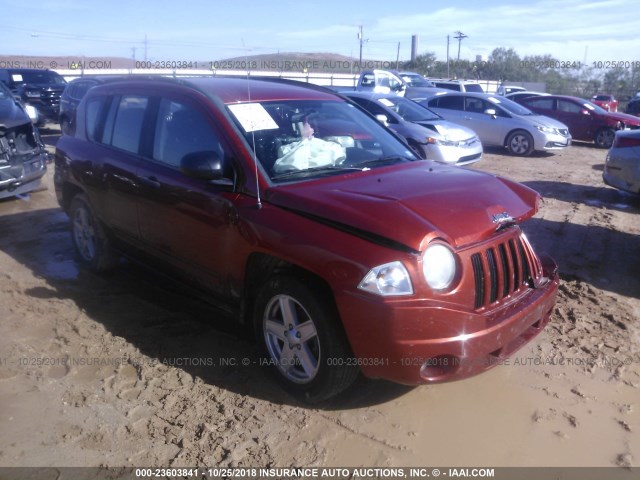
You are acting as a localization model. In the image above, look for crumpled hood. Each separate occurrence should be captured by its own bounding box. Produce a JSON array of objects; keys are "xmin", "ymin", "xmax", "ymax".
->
[
  {"xmin": 414, "ymin": 120, "xmax": 477, "ymax": 141},
  {"xmin": 265, "ymin": 162, "xmax": 540, "ymax": 251},
  {"xmin": 0, "ymin": 97, "xmax": 31, "ymax": 130}
]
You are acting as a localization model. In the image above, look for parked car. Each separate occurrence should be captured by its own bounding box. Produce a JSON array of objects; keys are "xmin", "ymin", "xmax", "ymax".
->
[
  {"xmin": 429, "ymin": 79, "xmax": 484, "ymax": 93},
  {"xmin": 505, "ymin": 91, "xmax": 549, "ymax": 102},
  {"xmin": 59, "ymin": 75, "xmax": 125, "ymax": 135},
  {"xmin": 55, "ymin": 76, "xmax": 559, "ymax": 402},
  {"xmin": 626, "ymin": 98, "xmax": 640, "ymax": 117},
  {"xmin": 343, "ymin": 91, "xmax": 482, "ymax": 165},
  {"xmin": 0, "ymin": 68, "xmax": 67, "ymax": 125},
  {"xmin": 0, "ymin": 81, "xmax": 48, "ymax": 199},
  {"xmin": 338, "ymin": 69, "xmax": 445, "ymax": 100},
  {"xmin": 421, "ymin": 91, "xmax": 571, "ymax": 156},
  {"xmin": 591, "ymin": 94, "xmax": 618, "ymax": 112},
  {"xmin": 517, "ymin": 95, "xmax": 640, "ymax": 148},
  {"xmin": 396, "ymin": 72, "xmax": 435, "ymax": 88},
  {"xmin": 497, "ymin": 85, "xmax": 527, "ymax": 96},
  {"xmin": 603, "ymin": 129, "xmax": 640, "ymax": 194}
]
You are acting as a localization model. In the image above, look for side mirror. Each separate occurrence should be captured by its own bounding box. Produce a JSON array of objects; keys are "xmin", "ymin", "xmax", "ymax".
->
[
  {"xmin": 375, "ymin": 114, "xmax": 389, "ymax": 125},
  {"xmin": 180, "ymin": 151, "xmax": 224, "ymax": 180},
  {"xmin": 484, "ymin": 109, "xmax": 497, "ymax": 117}
]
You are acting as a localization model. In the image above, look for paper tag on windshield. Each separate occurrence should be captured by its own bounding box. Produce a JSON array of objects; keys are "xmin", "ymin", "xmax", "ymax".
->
[
  {"xmin": 378, "ymin": 98, "xmax": 394, "ymax": 107},
  {"xmin": 228, "ymin": 103, "xmax": 279, "ymax": 132},
  {"xmin": 11, "ymin": 74, "xmax": 23, "ymax": 82}
]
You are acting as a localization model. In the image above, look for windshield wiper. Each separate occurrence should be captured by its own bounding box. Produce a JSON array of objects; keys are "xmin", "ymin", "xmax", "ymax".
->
[
  {"xmin": 351, "ymin": 155, "xmax": 413, "ymax": 169},
  {"xmin": 271, "ymin": 165, "xmax": 364, "ymax": 181}
]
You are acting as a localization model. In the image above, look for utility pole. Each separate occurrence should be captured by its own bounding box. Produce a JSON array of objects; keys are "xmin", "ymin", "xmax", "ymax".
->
[
  {"xmin": 131, "ymin": 47, "xmax": 136, "ymax": 65},
  {"xmin": 454, "ymin": 31, "xmax": 468, "ymax": 61},
  {"xmin": 357, "ymin": 25, "xmax": 364, "ymax": 66},
  {"xmin": 396, "ymin": 42, "xmax": 400, "ymax": 70},
  {"xmin": 446, "ymin": 35, "xmax": 450, "ymax": 77},
  {"xmin": 144, "ymin": 34, "xmax": 148, "ymax": 61}
]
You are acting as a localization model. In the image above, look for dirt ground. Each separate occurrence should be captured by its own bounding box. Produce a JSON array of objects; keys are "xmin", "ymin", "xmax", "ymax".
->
[{"xmin": 0, "ymin": 127, "xmax": 638, "ymax": 470}]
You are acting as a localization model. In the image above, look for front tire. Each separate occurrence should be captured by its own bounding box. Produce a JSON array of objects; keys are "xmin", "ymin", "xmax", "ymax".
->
[
  {"xmin": 506, "ymin": 130, "xmax": 534, "ymax": 156},
  {"xmin": 69, "ymin": 194, "xmax": 119, "ymax": 272},
  {"xmin": 254, "ymin": 274, "xmax": 359, "ymax": 403},
  {"xmin": 594, "ymin": 128, "xmax": 615, "ymax": 148}
]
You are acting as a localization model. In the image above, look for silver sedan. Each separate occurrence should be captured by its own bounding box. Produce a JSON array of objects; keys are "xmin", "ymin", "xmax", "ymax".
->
[
  {"xmin": 420, "ymin": 91, "xmax": 571, "ymax": 156},
  {"xmin": 604, "ymin": 129, "xmax": 640, "ymax": 194}
]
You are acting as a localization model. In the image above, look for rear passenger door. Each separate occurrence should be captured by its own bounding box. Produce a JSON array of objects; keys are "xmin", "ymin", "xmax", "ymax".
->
[
  {"xmin": 85, "ymin": 93, "xmax": 150, "ymax": 246},
  {"xmin": 135, "ymin": 95, "xmax": 239, "ymax": 300},
  {"xmin": 427, "ymin": 95, "xmax": 465, "ymax": 123}
]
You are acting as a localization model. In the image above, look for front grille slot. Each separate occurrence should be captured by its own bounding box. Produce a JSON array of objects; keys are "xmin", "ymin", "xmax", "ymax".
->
[{"xmin": 472, "ymin": 234, "xmax": 538, "ymax": 310}]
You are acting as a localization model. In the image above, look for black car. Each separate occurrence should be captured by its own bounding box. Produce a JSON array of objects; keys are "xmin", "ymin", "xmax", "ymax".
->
[
  {"xmin": 59, "ymin": 76, "xmax": 125, "ymax": 135},
  {"xmin": 0, "ymin": 81, "xmax": 48, "ymax": 199},
  {"xmin": 0, "ymin": 68, "xmax": 67, "ymax": 125},
  {"xmin": 627, "ymin": 98, "xmax": 640, "ymax": 117}
]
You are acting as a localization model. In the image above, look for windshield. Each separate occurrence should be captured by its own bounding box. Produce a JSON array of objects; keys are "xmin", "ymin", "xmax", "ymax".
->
[
  {"xmin": 227, "ymin": 99, "xmax": 417, "ymax": 183},
  {"xmin": 376, "ymin": 96, "xmax": 441, "ymax": 122},
  {"xmin": 593, "ymin": 95, "xmax": 612, "ymax": 101},
  {"xmin": 400, "ymin": 74, "xmax": 433, "ymax": 88},
  {"xmin": 582, "ymin": 100, "xmax": 608, "ymax": 114},
  {"xmin": 0, "ymin": 81, "xmax": 12, "ymax": 100},
  {"xmin": 487, "ymin": 96, "xmax": 535, "ymax": 116},
  {"xmin": 9, "ymin": 70, "xmax": 67, "ymax": 86}
]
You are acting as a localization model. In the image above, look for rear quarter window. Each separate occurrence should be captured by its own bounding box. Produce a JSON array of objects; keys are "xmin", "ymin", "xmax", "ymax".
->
[
  {"xmin": 85, "ymin": 96, "xmax": 108, "ymax": 142},
  {"xmin": 111, "ymin": 95, "xmax": 149, "ymax": 154}
]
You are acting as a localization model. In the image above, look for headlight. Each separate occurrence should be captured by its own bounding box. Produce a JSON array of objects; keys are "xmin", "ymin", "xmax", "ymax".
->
[
  {"xmin": 422, "ymin": 244, "xmax": 456, "ymax": 290},
  {"xmin": 358, "ymin": 261, "xmax": 413, "ymax": 296},
  {"xmin": 535, "ymin": 126, "xmax": 555, "ymax": 134},
  {"xmin": 25, "ymin": 90, "xmax": 41, "ymax": 98},
  {"xmin": 426, "ymin": 137, "xmax": 458, "ymax": 147}
]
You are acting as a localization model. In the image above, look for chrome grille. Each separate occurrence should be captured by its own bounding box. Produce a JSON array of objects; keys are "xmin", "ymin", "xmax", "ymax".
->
[{"xmin": 471, "ymin": 234, "xmax": 540, "ymax": 310}]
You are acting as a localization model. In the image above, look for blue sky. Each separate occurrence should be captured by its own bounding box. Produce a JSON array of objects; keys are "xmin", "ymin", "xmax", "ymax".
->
[{"xmin": 1, "ymin": 0, "xmax": 638, "ymax": 64}]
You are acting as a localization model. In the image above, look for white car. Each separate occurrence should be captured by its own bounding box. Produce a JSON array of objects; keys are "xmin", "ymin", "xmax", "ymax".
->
[{"xmin": 421, "ymin": 91, "xmax": 571, "ymax": 156}]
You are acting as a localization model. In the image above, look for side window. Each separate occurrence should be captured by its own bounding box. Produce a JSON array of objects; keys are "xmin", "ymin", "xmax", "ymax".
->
[
  {"xmin": 85, "ymin": 95, "xmax": 108, "ymax": 142},
  {"xmin": 464, "ymin": 97, "xmax": 485, "ymax": 113},
  {"xmin": 153, "ymin": 99, "xmax": 223, "ymax": 168},
  {"xmin": 434, "ymin": 95, "xmax": 464, "ymax": 110},
  {"xmin": 557, "ymin": 100, "xmax": 581, "ymax": 113},
  {"xmin": 526, "ymin": 98, "xmax": 554, "ymax": 110},
  {"xmin": 111, "ymin": 95, "xmax": 149, "ymax": 154}
]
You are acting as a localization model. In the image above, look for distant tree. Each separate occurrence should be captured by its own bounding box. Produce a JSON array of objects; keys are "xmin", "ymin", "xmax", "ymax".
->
[
  {"xmin": 402, "ymin": 52, "xmax": 438, "ymax": 75},
  {"xmin": 486, "ymin": 47, "xmax": 522, "ymax": 82}
]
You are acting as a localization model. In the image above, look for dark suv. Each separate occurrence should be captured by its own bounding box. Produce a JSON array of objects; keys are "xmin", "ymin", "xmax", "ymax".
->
[
  {"xmin": 0, "ymin": 68, "xmax": 67, "ymax": 125},
  {"xmin": 54, "ymin": 76, "xmax": 558, "ymax": 402}
]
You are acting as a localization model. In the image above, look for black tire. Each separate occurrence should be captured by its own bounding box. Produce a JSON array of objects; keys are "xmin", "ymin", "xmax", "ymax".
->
[
  {"xmin": 69, "ymin": 194, "xmax": 119, "ymax": 272},
  {"xmin": 506, "ymin": 130, "xmax": 535, "ymax": 156},
  {"xmin": 60, "ymin": 117, "xmax": 72, "ymax": 136},
  {"xmin": 594, "ymin": 128, "xmax": 615, "ymax": 149},
  {"xmin": 254, "ymin": 274, "xmax": 359, "ymax": 403}
]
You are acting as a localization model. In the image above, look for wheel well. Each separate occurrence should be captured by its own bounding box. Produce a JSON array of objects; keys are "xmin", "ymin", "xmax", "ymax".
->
[
  {"xmin": 61, "ymin": 182, "xmax": 84, "ymax": 212},
  {"xmin": 503, "ymin": 128, "xmax": 532, "ymax": 147},
  {"xmin": 241, "ymin": 253, "xmax": 336, "ymax": 331}
]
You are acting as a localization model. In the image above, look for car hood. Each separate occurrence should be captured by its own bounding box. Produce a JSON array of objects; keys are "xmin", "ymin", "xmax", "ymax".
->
[
  {"xmin": 529, "ymin": 115, "xmax": 569, "ymax": 130},
  {"xmin": 0, "ymin": 97, "xmax": 31, "ymax": 129},
  {"xmin": 603, "ymin": 111, "xmax": 640, "ymax": 125},
  {"xmin": 413, "ymin": 119, "xmax": 477, "ymax": 141},
  {"xmin": 264, "ymin": 162, "xmax": 539, "ymax": 252}
]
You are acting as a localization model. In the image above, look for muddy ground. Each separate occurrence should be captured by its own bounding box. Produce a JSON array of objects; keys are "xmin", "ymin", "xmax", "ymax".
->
[{"xmin": 0, "ymin": 128, "xmax": 638, "ymax": 470}]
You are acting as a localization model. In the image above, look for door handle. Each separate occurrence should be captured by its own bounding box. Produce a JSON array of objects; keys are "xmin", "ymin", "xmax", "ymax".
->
[{"xmin": 138, "ymin": 176, "xmax": 161, "ymax": 188}]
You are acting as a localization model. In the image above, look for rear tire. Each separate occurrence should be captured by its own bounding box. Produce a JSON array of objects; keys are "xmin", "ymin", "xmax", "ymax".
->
[
  {"xmin": 69, "ymin": 194, "xmax": 119, "ymax": 272},
  {"xmin": 254, "ymin": 274, "xmax": 359, "ymax": 403},
  {"xmin": 594, "ymin": 128, "xmax": 615, "ymax": 148},
  {"xmin": 506, "ymin": 130, "xmax": 534, "ymax": 156}
]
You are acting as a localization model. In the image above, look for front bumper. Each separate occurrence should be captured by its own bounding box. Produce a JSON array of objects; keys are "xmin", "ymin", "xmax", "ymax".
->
[
  {"xmin": 534, "ymin": 131, "xmax": 571, "ymax": 151},
  {"xmin": 0, "ymin": 153, "xmax": 48, "ymax": 199},
  {"xmin": 337, "ymin": 255, "xmax": 559, "ymax": 385},
  {"xmin": 423, "ymin": 139, "xmax": 483, "ymax": 166}
]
